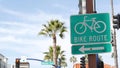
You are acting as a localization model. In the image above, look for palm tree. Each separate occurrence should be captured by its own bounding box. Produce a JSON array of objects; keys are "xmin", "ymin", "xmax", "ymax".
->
[
  {"xmin": 43, "ymin": 46, "xmax": 67, "ymax": 67},
  {"xmin": 39, "ymin": 20, "xmax": 67, "ymax": 67},
  {"xmin": 70, "ymin": 56, "xmax": 77, "ymax": 68},
  {"xmin": 58, "ymin": 50, "xmax": 66, "ymax": 67},
  {"xmin": 44, "ymin": 46, "xmax": 53, "ymax": 61}
]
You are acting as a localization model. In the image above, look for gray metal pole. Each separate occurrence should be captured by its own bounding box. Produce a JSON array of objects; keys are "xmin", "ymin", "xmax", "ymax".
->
[
  {"xmin": 111, "ymin": 0, "xmax": 119, "ymax": 68},
  {"xmin": 113, "ymin": 29, "xmax": 118, "ymax": 68}
]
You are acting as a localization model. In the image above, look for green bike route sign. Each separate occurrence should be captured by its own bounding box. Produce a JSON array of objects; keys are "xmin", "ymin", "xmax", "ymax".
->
[
  {"xmin": 72, "ymin": 43, "xmax": 112, "ymax": 54},
  {"xmin": 70, "ymin": 13, "xmax": 111, "ymax": 44},
  {"xmin": 70, "ymin": 13, "xmax": 112, "ymax": 54}
]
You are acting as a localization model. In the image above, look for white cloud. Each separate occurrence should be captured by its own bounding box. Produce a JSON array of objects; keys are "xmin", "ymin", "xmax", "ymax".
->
[
  {"xmin": 0, "ymin": 35, "xmax": 16, "ymax": 42},
  {"xmin": 0, "ymin": 21, "xmax": 36, "ymax": 28},
  {"xmin": 0, "ymin": 21, "xmax": 42, "ymax": 37},
  {"xmin": 0, "ymin": 35, "xmax": 52, "ymax": 61},
  {"xmin": 52, "ymin": 4, "xmax": 68, "ymax": 10},
  {"xmin": 0, "ymin": 35, "xmax": 51, "ymax": 46},
  {"xmin": 0, "ymin": 7, "xmax": 68, "ymax": 23}
]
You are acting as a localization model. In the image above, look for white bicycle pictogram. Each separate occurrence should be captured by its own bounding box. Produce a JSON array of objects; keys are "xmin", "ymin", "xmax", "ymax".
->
[{"xmin": 74, "ymin": 16, "xmax": 106, "ymax": 34}]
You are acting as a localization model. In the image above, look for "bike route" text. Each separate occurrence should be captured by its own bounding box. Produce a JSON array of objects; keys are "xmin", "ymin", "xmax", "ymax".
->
[{"xmin": 73, "ymin": 35, "xmax": 108, "ymax": 43}]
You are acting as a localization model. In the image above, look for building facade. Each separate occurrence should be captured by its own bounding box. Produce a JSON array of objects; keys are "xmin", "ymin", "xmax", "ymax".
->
[
  {"xmin": 12, "ymin": 59, "xmax": 30, "ymax": 68},
  {"xmin": 20, "ymin": 62, "xmax": 30, "ymax": 68},
  {"xmin": 74, "ymin": 63, "xmax": 115, "ymax": 68},
  {"xmin": 0, "ymin": 54, "xmax": 8, "ymax": 68}
]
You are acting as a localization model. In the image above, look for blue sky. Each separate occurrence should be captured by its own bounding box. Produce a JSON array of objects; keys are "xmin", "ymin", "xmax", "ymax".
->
[{"xmin": 0, "ymin": 0, "xmax": 120, "ymax": 68}]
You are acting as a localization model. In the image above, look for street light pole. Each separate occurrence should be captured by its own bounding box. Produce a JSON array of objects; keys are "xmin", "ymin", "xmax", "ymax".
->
[
  {"xmin": 111, "ymin": 0, "xmax": 119, "ymax": 68},
  {"xmin": 113, "ymin": 28, "xmax": 118, "ymax": 68}
]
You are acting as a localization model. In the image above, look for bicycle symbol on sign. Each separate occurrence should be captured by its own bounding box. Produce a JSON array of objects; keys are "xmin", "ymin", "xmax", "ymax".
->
[{"xmin": 74, "ymin": 16, "xmax": 106, "ymax": 34}]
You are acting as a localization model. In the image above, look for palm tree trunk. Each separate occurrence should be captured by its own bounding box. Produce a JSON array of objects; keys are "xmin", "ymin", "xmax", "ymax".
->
[{"xmin": 53, "ymin": 34, "xmax": 57, "ymax": 68}]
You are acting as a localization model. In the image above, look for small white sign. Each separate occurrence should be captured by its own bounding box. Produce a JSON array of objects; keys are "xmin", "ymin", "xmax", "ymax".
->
[{"xmin": 21, "ymin": 56, "xmax": 27, "ymax": 62}]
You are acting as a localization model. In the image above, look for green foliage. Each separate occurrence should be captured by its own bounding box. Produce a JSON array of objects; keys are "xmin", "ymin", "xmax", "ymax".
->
[
  {"xmin": 43, "ymin": 46, "xmax": 53, "ymax": 61},
  {"xmin": 38, "ymin": 19, "xmax": 67, "ymax": 38},
  {"xmin": 70, "ymin": 56, "xmax": 77, "ymax": 64},
  {"xmin": 43, "ymin": 45, "xmax": 67, "ymax": 67}
]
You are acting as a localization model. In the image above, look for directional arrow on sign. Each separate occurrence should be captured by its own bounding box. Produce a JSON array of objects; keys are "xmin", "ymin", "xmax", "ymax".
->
[
  {"xmin": 79, "ymin": 46, "xmax": 104, "ymax": 53},
  {"xmin": 71, "ymin": 43, "xmax": 112, "ymax": 55}
]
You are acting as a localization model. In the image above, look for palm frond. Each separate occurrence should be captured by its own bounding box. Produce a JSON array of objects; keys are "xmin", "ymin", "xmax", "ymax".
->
[{"xmin": 38, "ymin": 19, "xmax": 67, "ymax": 40}]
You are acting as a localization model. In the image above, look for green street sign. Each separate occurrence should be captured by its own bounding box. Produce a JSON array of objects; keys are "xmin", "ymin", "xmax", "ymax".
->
[
  {"xmin": 70, "ymin": 13, "xmax": 111, "ymax": 44},
  {"xmin": 41, "ymin": 61, "xmax": 54, "ymax": 65},
  {"xmin": 71, "ymin": 43, "xmax": 112, "ymax": 54}
]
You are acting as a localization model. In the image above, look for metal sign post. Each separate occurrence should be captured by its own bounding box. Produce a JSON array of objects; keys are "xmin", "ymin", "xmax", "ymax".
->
[{"xmin": 86, "ymin": 0, "xmax": 97, "ymax": 68}]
